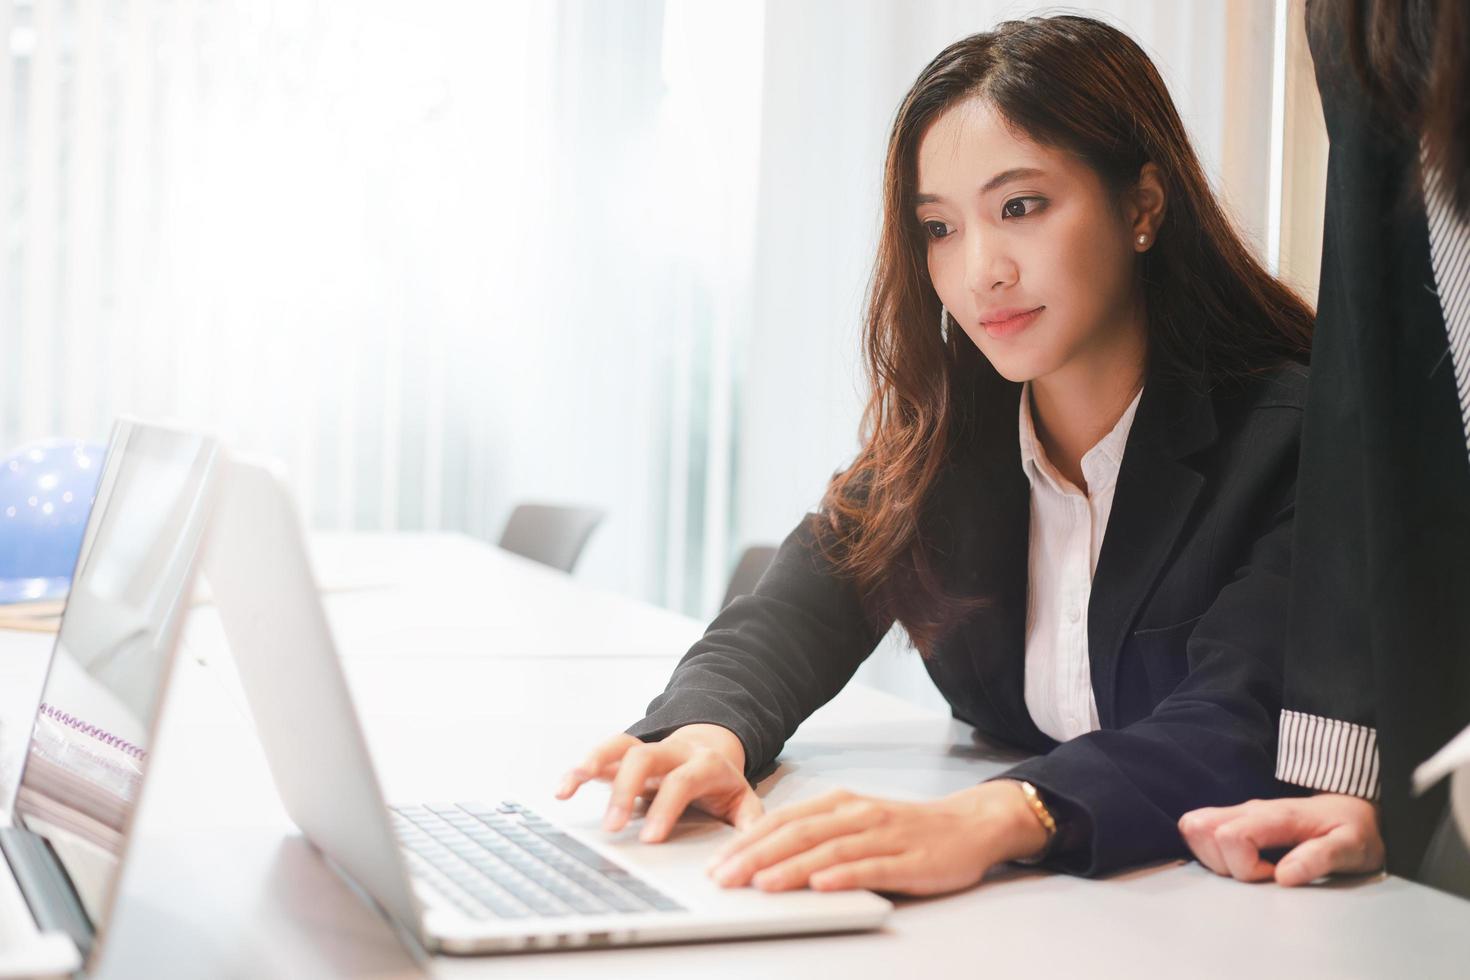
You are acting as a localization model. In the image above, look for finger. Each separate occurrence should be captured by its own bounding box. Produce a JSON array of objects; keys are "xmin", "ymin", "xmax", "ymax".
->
[
  {"xmin": 711, "ymin": 803, "xmax": 884, "ymax": 887},
  {"xmin": 1178, "ymin": 806, "xmax": 1240, "ymax": 835},
  {"xmin": 1214, "ymin": 818, "xmax": 1276, "ymax": 883},
  {"xmin": 557, "ymin": 734, "xmax": 640, "ymax": 799},
  {"xmin": 1178, "ymin": 809, "xmax": 1231, "ymax": 876},
  {"xmin": 578, "ymin": 733, "xmax": 642, "ymax": 779},
  {"xmin": 709, "ymin": 789, "xmax": 854, "ymax": 866},
  {"xmin": 750, "ymin": 831, "xmax": 901, "ymax": 892},
  {"xmin": 639, "ymin": 756, "xmax": 721, "ymax": 842},
  {"xmin": 1215, "ymin": 802, "xmax": 1316, "ymax": 850},
  {"xmin": 557, "ymin": 763, "xmax": 618, "ymax": 800},
  {"xmin": 1275, "ymin": 823, "xmax": 1383, "ymax": 886},
  {"xmin": 731, "ymin": 790, "xmax": 765, "ymax": 831},
  {"xmin": 808, "ymin": 855, "xmax": 915, "ymax": 894},
  {"xmin": 605, "ymin": 743, "xmax": 676, "ymax": 832}
]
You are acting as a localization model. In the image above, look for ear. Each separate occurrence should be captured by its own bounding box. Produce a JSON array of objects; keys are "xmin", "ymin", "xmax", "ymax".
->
[{"xmin": 1128, "ymin": 162, "xmax": 1167, "ymax": 251}]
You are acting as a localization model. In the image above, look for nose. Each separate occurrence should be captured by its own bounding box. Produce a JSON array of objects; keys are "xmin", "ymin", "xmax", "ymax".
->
[{"xmin": 963, "ymin": 231, "xmax": 1017, "ymax": 295}]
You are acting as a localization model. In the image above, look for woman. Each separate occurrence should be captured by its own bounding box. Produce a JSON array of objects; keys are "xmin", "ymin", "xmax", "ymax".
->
[
  {"xmin": 559, "ymin": 15, "xmax": 1313, "ymax": 894},
  {"xmin": 1179, "ymin": 0, "xmax": 1470, "ymax": 896}
]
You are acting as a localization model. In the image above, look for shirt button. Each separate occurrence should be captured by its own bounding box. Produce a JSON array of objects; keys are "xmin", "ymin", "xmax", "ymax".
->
[{"xmin": 1068, "ymin": 606, "xmax": 1082, "ymax": 624}]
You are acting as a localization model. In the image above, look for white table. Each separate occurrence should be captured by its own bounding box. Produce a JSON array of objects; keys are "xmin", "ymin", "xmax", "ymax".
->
[{"xmin": 2, "ymin": 534, "xmax": 1466, "ymax": 978}]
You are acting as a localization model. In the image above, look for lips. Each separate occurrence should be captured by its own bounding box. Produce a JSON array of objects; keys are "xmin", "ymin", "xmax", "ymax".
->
[{"xmin": 980, "ymin": 305, "xmax": 1044, "ymax": 339}]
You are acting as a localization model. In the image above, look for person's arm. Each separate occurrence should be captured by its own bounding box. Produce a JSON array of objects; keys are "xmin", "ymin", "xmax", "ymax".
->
[
  {"xmin": 556, "ymin": 512, "xmax": 888, "ymax": 839},
  {"xmin": 1000, "ymin": 483, "xmax": 1297, "ymax": 876},
  {"xmin": 624, "ymin": 514, "xmax": 888, "ymax": 781}
]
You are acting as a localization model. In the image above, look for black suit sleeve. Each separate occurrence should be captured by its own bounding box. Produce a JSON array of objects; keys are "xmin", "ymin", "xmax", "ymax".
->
[
  {"xmin": 1002, "ymin": 484, "xmax": 1296, "ymax": 876},
  {"xmin": 625, "ymin": 516, "xmax": 888, "ymax": 781}
]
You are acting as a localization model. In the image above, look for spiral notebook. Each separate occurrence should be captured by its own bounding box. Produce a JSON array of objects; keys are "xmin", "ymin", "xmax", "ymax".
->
[{"xmin": 15, "ymin": 685, "xmax": 149, "ymax": 855}]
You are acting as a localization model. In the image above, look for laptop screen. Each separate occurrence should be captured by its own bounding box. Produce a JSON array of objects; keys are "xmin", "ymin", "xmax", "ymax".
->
[{"xmin": 12, "ymin": 421, "xmax": 217, "ymax": 929}]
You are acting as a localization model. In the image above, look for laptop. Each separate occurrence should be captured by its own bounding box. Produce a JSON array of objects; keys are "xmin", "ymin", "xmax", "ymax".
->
[
  {"xmin": 203, "ymin": 455, "xmax": 892, "ymax": 955},
  {"xmin": 0, "ymin": 421, "xmax": 220, "ymax": 977}
]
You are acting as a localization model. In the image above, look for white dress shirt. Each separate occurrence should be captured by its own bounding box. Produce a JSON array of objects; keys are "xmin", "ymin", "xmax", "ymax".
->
[{"xmin": 1018, "ymin": 383, "xmax": 1143, "ymax": 743}]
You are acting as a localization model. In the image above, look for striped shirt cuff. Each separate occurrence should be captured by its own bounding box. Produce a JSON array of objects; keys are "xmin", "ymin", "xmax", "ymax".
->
[{"xmin": 1275, "ymin": 709, "xmax": 1380, "ymax": 799}]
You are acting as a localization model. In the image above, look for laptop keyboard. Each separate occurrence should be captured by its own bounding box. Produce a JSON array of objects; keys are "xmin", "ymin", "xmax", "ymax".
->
[{"xmin": 391, "ymin": 802, "xmax": 685, "ymax": 921}]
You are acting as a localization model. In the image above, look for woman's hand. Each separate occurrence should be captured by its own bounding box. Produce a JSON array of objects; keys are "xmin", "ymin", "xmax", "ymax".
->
[
  {"xmin": 704, "ymin": 780, "xmax": 1050, "ymax": 896},
  {"xmin": 555, "ymin": 724, "xmax": 763, "ymax": 842},
  {"xmin": 1177, "ymin": 794, "xmax": 1384, "ymax": 886}
]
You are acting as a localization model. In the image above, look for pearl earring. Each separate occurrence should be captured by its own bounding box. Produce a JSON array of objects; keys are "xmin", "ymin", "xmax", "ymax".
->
[
  {"xmin": 939, "ymin": 305, "xmax": 950, "ymax": 343},
  {"xmin": 1136, "ymin": 233, "xmax": 1150, "ymax": 248}
]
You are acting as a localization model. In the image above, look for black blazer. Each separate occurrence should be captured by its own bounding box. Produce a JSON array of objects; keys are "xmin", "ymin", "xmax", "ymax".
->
[
  {"xmin": 628, "ymin": 360, "xmax": 1307, "ymax": 875},
  {"xmin": 1281, "ymin": 5, "xmax": 1470, "ymax": 879}
]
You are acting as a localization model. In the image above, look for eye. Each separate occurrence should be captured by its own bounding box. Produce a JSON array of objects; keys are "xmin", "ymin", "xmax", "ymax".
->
[
  {"xmin": 1002, "ymin": 197, "xmax": 1046, "ymax": 219},
  {"xmin": 920, "ymin": 219, "xmax": 952, "ymax": 240}
]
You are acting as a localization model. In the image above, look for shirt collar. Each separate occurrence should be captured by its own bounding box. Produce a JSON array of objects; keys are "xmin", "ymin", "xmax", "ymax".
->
[{"xmin": 1017, "ymin": 382, "xmax": 1144, "ymax": 496}]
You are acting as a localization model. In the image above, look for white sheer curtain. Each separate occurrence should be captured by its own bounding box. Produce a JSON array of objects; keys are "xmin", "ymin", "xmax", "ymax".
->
[
  {"xmin": 2, "ymin": 1, "xmax": 1282, "ymax": 663},
  {"xmin": 0, "ymin": 0, "xmax": 764, "ymax": 610}
]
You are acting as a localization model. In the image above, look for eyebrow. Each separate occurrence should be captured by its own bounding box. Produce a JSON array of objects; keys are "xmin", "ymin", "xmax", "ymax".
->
[{"xmin": 915, "ymin": 167, "xmax": 1047, "ymax": 206}]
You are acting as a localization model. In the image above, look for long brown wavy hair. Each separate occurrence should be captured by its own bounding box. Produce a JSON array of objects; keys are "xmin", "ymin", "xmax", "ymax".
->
[{"xmin": 818, "ymin": 16, "xmax": 1314, "ymax": 655}]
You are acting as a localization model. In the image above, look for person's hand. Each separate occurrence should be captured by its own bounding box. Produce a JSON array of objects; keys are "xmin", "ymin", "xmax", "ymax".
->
[
  {"xmin": 1178, "ymin": 794, "xmax": 1384, "ymax": 886},
  {"xmin": 703, "ymin": 781, "xmax": 1050, "ymax": 896},
  {"xmin": 555, "ymin": 724, "xmax": 763, "ymax": 842}
]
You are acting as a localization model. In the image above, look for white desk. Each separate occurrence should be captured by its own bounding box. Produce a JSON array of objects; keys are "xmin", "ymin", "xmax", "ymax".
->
[
  {"xmin": 301, "ymin": 532, "xmax": 703, "ymax": 660},
  {"xmin": 1, "ymin": 534, "xmax": 1466, "ymax": 978}
]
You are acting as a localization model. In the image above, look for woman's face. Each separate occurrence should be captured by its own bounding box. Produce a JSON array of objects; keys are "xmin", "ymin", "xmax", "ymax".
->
[{"xmin": 916, "ymin": 98, "xmax": 1154, "ymax": 386}]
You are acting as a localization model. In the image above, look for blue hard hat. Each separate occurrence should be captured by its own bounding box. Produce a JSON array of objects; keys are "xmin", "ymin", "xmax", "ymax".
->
[{"xmin": 0, "ymin": 440, "xmax": 106, "ymax": 604}]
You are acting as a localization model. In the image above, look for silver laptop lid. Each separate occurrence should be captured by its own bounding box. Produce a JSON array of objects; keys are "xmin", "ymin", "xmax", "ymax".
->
[
  {"xmin": 12, "ymin": 419, "xmax": 219, "ymax": 955},
  {"xmin": 202, "ymin": 456, "xmax": 427, "ymax": 945}
]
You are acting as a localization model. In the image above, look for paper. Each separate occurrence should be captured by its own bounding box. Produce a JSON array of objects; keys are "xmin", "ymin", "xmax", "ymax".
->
[
  {"xmin": 1413, "ymin": 722, "xmax": 1470, "ymax": 849},
  {"xmin": 0, "ymin": 932, "xmax": 80, "ymax": 979},
  {"xmin": 0, "ymin": 600, "xmax": 65, "ymax": 634}
]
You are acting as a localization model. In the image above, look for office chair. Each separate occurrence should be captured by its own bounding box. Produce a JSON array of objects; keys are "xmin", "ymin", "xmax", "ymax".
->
[
  {"xmin": 721, "ymin": 544, "xmax": 779, "ymax": 610},
  {"xmin": 497, "ymin": 503, "xmax": 605, "ymax": 573}
]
